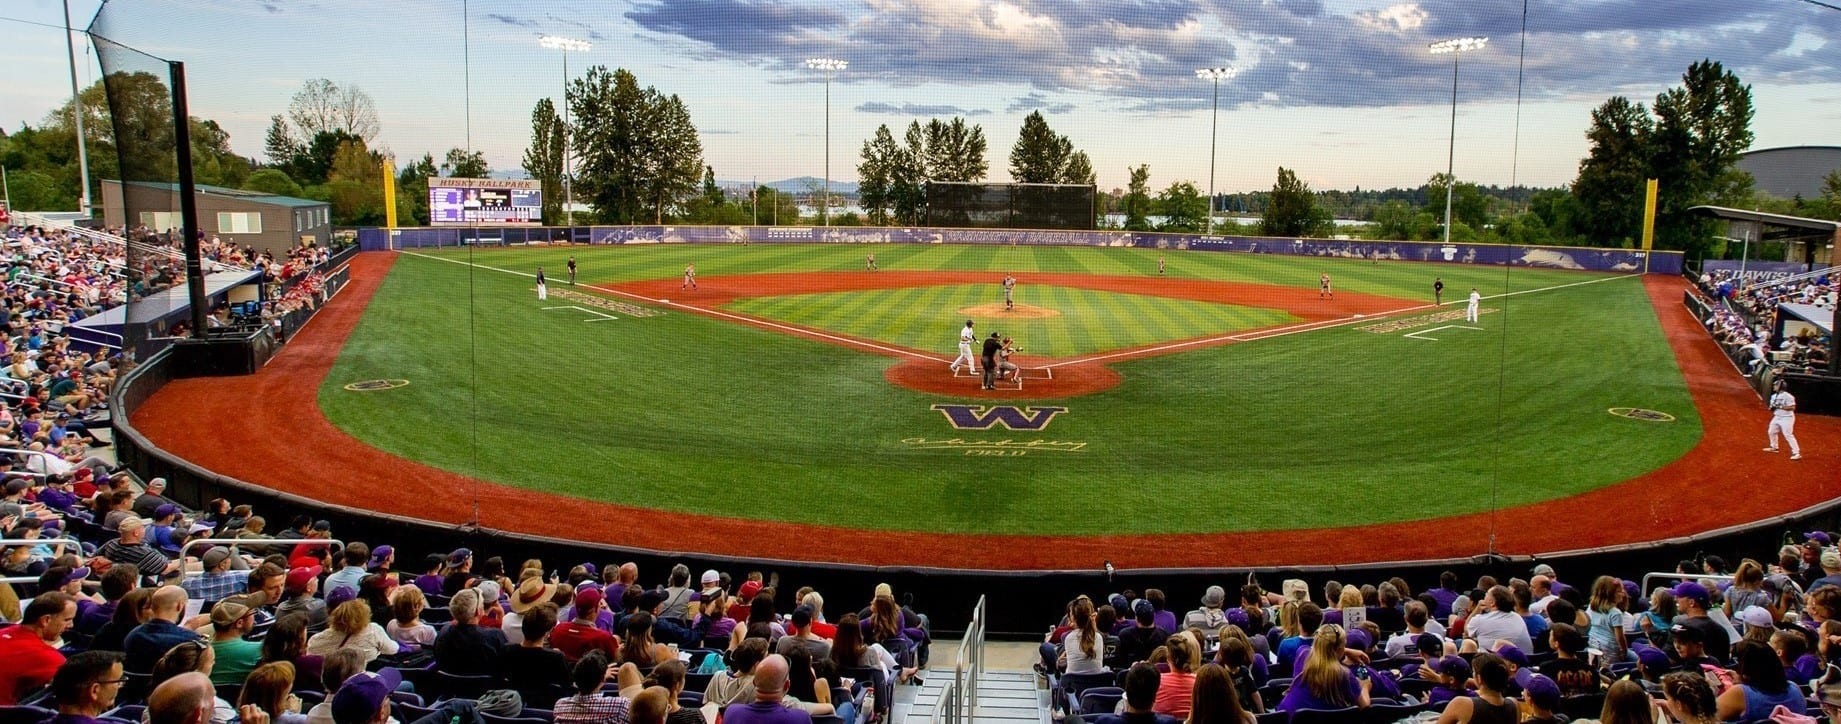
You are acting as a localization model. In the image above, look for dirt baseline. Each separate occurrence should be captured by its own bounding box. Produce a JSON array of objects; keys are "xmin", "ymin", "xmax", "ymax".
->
[
  {"xmin": 127, "ymin": 255, "xmax": 1838, "ymax": 570},
  {"xmin": 959, "ymin": 302, "xmax": 1059, "ymax": 318}
]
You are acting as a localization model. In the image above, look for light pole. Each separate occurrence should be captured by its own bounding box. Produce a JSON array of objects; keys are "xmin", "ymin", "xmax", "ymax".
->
[
  {"xmin": 805, "ymin": 57, "xmax": 847, "ymax": 226},
  {"xmin": 63, "ymin": 0, "xmax": 91, "ymax": 218},
  {"xmin": 1428, "ymin": 36, "xmax": 1487, "ymax": 245},
  {"xmin": 1194, "ymin": 67, "xmax": 1236, "ymax": 235},
  {"xmin": 539, "ymin": 35, "xmax": 591, "ymax": 228}
]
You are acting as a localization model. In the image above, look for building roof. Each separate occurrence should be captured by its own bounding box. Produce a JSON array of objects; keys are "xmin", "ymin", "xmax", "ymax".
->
[
  {"xmin": 111, "ymin": 180, "xmax": 328, "ymax": 209},
  {"xmin": 1736, "ymin": 146, "xmax": 1841, "ymax": 200},
  {"xmin": 1688, "ymin": 206, "xmax": 1839, "ymax": 237}
]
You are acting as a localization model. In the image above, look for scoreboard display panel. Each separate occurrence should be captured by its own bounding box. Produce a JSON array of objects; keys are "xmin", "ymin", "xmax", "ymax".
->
[{"xmin": 429, "ymin": 177, "xmax": 543, "ymax": 225}]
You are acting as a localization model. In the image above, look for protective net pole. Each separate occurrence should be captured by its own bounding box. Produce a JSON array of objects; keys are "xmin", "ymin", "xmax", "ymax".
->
[{"xmin": 168, "ymin": 60, "xmax": 208, "ymax": 337}]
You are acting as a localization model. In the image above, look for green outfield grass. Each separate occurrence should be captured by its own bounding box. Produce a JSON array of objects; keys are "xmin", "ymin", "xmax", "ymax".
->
[
  {"xmin": 318, "ymin": 244, "xmax": 1702, "ymax": 535},
  {"xmin": 723, "ymin": 284, "xmax": 1298, "ymax": 358}
]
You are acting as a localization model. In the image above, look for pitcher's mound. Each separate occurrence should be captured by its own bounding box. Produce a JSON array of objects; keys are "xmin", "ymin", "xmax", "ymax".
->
[{"xmin": 959, "ymin": 302, "xmax": 1060, "ymax": 319}]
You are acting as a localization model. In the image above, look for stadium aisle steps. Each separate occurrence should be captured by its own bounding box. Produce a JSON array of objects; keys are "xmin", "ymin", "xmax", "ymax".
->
[{"xmin": 898, "ymin": 642, "xmax": 1049, "ymax": 724}]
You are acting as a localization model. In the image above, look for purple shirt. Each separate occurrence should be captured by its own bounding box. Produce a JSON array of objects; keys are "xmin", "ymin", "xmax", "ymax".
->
[
  {"xmin": 722, "ymin": 701, "xmax": 813, "ymax": 724},
  {"xmin": 1275, "ymin": 669, "xmax": 1362, "ymax": 713}
]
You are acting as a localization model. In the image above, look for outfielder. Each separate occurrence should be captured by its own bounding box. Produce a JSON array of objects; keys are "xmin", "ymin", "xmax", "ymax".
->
[
  {"xmin": 536, "ymin": 266, "xmax": 547, "ymax": 300},
  {"xmin": 682, "ymin": 263, "xmax": 697, "ymax": 290},
  {"xmin": 1002, "ymin": 273, "xmax": 1017, "ymax": 311},
  {"xmin": 1158, "ymin": 257, "xmax": 1166, "ymax": 276},
  {"xmin": 1765, "ymin": 379, "xmax": 1802, "ymax": 460},
  {"xmin": 1465, "ymin": 287, "xmax": 1481, "ymax": 323},
  {"xmin": 950, "ymin": 319, "xmax": 979, "ymax": 375},
  {"xmin": 866, "ymin": 252, "xmax": 878, "ymax": 271},
  {"xmin": 567, "ymin": 256, "xmax": 577, "ymax": 285}
]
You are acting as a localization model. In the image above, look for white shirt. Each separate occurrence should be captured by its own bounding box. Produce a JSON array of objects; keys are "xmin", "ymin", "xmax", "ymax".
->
[
  {"xmin": 1464, "ymin": 610, "xmax": 1533, "ymax": 652},
  {"xmin": 1468, "ymin": 291, "xmax": 1481, "ymax": 306},
  {"xmin": 960, "ymin": 326, "xmax": 975, "ymax": 345},
  {"xmin": 1771, "ymin": 391, "xmax": 1796, "ymax": 419}
]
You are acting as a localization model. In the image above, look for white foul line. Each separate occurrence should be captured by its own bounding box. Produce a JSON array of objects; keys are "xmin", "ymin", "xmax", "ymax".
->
[
  {"xmin": 1047, "ymin": 272, "xmax": 1639, "ymax": 368},
  {"xmin": 1403, "ymin": 325, "xmax": 1484, "ymax": 341},
  {"xmin": 402, "ymin": 250, "xmax": 949, "ymax": 362},
  {"xmin": 542, "ymin": 305, "xmax": 618, "ymax": 321}
]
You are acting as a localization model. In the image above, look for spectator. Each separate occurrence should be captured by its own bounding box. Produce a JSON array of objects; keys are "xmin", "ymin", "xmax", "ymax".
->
[
  {"xmin": 38, "ymin": 566, "xmax": 99, "ymax": 623},
  {"xmin": 303, "ymin": 650, "xmax": 365, "ymax": 724},
  {"xmin": 1092, "ymin": 662, "xmax": 1178, "ymax": 724},
  {"xmin": 778, "ymin": 647, "xmax": 839, "ymax": 719},
  {"xmin": 552, "ymin": 651, "xmax": 631, "ymax": 724},
  {"xmin": 640, "ymin": 660, "xmax": 705, "ymax": 724},
  {"xmin": 690, "ymin": 590, "xmax": 735, "ymax": 647},
  {"xmin": 1715, "ymin": 640, "xmax": 1807, "ymax": 721},
  {"xmin": 828, "ymin": 613, "xmax": 908, "ymax": 687},
  {"xmin": 1464, "ymin": 586, "xmax": 1533, "ymax": 653},
  {"xmin": 1275, "ymin": 624, "xmax": 1370, "ymax": 713},
  {"xmin": 411, "ymin": 555, "xmax": 445, "ymax": 598},
  {"xmin": 79, "ymin": 566, "xmax": 139, "ymax": 636},
  {"xmin": 630, "ymin": 687, "xmax": 671, "ymax": 724},
  {"xmin": 1432, "ymin": 652, "xmax": 1515, "ymax": 724},
  {"xmin": 1188, "ymin": 663, "xmax": 1253, "ymax": 724},
  {"xmin": 504, "ymin": 575, "xmax": 558, "ymax": 646},
  {"xmin": 125, "ymin": 586, "xmax": 206, "ymax": 673},
  {"xmin": 440, "ymin": 548, "xmax": 475, "ymax": 597},
  {"xmin": 1539, "ymin": 623, "xmax": 1602, "ymax": 697},
  {"xmin": 183, "ymin": 548, "xmax": 249, "ymax": 604},
  {"xmin": 100, "ymin": 517, "xmax": 180, "ymax": 581},
  {"xmin": 1153, "ymin": 633, "xmax": 1202, "ymax": 718},
  {"xmin": 90, "ymin": 587, "xmax": 154, "ymax": 654},
  {"xmin": 386, "ymin": 586, "xmax": 436, "ymax": 649},
  {"xmin": 1517, "ymin": 674, "xmax": 1565, "ymax": 724},
  {"xmin": 1422, "ymin": 655, "xmax": 1474, "ymax": 708},
  {"xmin": 259, "ymin": 615, "xmax": 323, "ymax": 689},
  {"xmin": 148, "ymin": 640, "xmax": 237, "ymax": 724},
  {"xmin": 1118, "ymin": 599, "xmax": 1165, "ymax": 667},
  {"xmin": 207, "ymin": 594, "xmax": 266, "ymax": 687},
  {"xmin": 551, "ymin": 586, "xmax": 618, "ymax": 663},
  {"xmin": 1658, "ymin": 672, "xmax": 1718, "ymax": 724},
  {"xmin": 433, "ymin": 588, "xmax": 504, "ymax": 675},
  {"xmin": 1670, "ymin": 582, "xmax": 1729, "ymax": 663},
  {"xmin": 1587, "ymin": 679, "xmax": 1657, "ymax": 724},
  {"xmin": 621, "ymin": 612, "xmax": 674, "ymax": 669},
  {"xmin": 658, "ymin": 565, "xmax": 695, "ymax": 621},
  {"xmin": 1275, "ymin": 603, "xmax": 1323, "ymax": 674},
  {"xmin": 0, "ymin": 591, "xmax": 75, "ymax": 703},
  {"xmin": 1586, "ymin": 576, "xmax": 1631, "ymax": 663},
  {"xmin": 721, "ymin": 655, "xmax": 812, "ymax": 724},
  {"xmin": 708, "ymin": 639, "xmax": 770, "ymax": 708},
  {"xmin": 146, "ymin": 670, "xmax": 254, "ymax": 724},
  {"xmin": 307, "ymin": 600, "xmax": 397, "ymax": 666},
  {"xmin": 276, "ymin": 567, "xmax": 327, "ymax": 628},
  {"xmin": 238, "ymin": 661, "xmax": 307, "ymax": 724},
  {"xmin": 323, "ymin": 543, "xmax": 368, "ymax": 598},
  {"xmin": 1384, "ymin": 601, "xmax": 1436, "ymax": 658},
  {"xmin": 775, "ymin": 606, "xmax": 831, "ymax": 661},
  {"xmin": 47, "ymin": 651, "xmax": 127, "ymax": 724},
  {"xmin": 498, "ymin": 603, "xmax": 570, "ymax": 707},
  {"xmin": 1725, "ymin": 560, "xmax": 1771, "ymax": 617},
  {"xmin": 1186, "ymin": 587, "xmax": 1230, "ymax": 631},
  {"xmin": 130, "ymin": 479, "xmax": 179, "ymax": 519}
]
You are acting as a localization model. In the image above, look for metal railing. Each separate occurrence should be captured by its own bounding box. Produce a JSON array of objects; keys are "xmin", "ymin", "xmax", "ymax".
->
[
  {"xmin": 0, "ymin": 539, "xmax": 75, "ymax": 585},
  {"xmin": 178, "ymin": 537, "xmax": 342, "ymax": 576},
  {"xmin": 1638, "ymin": 572, "xmax": 1746, "ymax": 640},
  {"xmin": 934, "ymin": 595, "xmax": 987, "ymax": 724}
]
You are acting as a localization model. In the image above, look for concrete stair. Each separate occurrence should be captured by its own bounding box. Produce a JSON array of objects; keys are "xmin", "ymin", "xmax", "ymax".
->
[{"xmin": 898, "ymin": 669, "xmax": 1048, "ymax": 724}]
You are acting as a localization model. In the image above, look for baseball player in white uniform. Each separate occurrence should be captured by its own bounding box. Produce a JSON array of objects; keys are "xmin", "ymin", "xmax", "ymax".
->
[
  {"xmin": 536, "ymin": 266, "xmax": 547, "ymax": 300},
  {"xmin": 950, "ymin": 319, "xmax": 979, "ymax": 375},
  {"xmin": 1765, "ymin": 379, "xmax": 1802, "ymax": 460},
  {"xmin": 1465, "ymin": 287, "xmax": 1481, "ymax": 323}
]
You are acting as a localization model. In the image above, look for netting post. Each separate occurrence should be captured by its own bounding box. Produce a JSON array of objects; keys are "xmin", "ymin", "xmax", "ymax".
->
[{"xmin": 169, "ymin": 60, "xmax": 208, "ymax": 338}]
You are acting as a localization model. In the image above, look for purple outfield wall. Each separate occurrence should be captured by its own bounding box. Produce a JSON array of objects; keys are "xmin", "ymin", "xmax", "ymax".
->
[
  {"xmin": 356, "ymin": 225, "xmax": 1684, "ymax": 275},
  {"xmin": 1701, "ymin": 260, "xmax": 1831, "ymax": 284}
]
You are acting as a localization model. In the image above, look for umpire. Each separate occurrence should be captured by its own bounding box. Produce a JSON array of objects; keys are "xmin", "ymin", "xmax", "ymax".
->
[{"xmin": 981, "ymin": 332, "xmax": 1002, "ymax": 390}]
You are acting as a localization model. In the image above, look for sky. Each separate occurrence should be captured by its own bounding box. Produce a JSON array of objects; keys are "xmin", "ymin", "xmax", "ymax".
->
[{"xmin": 2, "ymin": 0, "xmax": 1839, "ymax": 195}]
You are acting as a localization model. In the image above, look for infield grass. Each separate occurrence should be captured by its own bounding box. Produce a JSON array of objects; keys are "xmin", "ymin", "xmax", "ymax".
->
[{"xmin": 319, "ymin": 244, "xmax": 1702, "ymax": 536}]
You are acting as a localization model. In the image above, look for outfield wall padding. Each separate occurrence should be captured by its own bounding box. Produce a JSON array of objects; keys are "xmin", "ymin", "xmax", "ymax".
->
[{"xmin": 355, "ymin": 225, "xmax": 1682, "ymax": 275}]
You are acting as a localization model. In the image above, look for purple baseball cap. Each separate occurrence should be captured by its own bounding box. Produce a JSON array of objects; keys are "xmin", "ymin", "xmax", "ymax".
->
[
  {"xmin": 1433, "ymin": 655, "xmax": 1471, "ymax": 681},
  {"xmin": 1522, "ymin": 674, "xmax": 1561, "ymax": 710},
  {"xmin": 330, "ymin": 669, "xmax": 401, "ymax": 724},
  {"xmin": 1346, "ymin": 628, "xmax": 1372, "ymax": 652},
  {"xmin": 1414, "ymin": 632, "xmax": 1444, "ymax": 657},
  {"xmin": 1633, "ymin": 643, "xmax": 1671, "ymax": 672},
  {"xmin": 1672, "ymin": 581, "xmax": 1711, "ymax": 606},
  {"xmin": 1494, "ymin": 644, "xmax": 1530, "ymax": 667}
]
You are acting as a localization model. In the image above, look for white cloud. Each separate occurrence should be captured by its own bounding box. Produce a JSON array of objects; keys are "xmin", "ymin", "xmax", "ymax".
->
[{"xmin": 1355, "ymin": 3, "xmax": 1427, "ymax": 32}]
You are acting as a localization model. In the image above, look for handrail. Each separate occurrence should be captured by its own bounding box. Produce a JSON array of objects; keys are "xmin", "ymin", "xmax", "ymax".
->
[
  {"xmin": 177, "ymin": 537, "xmax": 343, "ymax": 576},
  {"xmin": 935, "ymin": 595, "xmax": 987, "ymax": 724}
]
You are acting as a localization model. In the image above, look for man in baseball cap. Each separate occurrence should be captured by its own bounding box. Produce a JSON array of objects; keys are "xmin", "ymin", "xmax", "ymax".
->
[
  {"xmin": 208, "ymin": 594, "xmax": 266, "ymax": 686},
  {"xmin": 277, "ymin": 566, "xmax": 327, "ymax": 627},
  {"xmin": 1671, "ymin": 581, "xmax": 1729, "ymax": 662},
  {"xmin": 330, "ymin": 670, "xmax": 402, "ymax": 724}
]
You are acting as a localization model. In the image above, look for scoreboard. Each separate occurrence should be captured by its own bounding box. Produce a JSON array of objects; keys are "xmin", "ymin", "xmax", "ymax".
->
[{"xmin": 429, "ymin": 177, "xmax": 542, "ymax": 225}]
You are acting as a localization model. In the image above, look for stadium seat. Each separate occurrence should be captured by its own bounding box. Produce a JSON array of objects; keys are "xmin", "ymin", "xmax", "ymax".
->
[
  {"xmin": 1291, "ymin": 707, "xmax": 1362, "ymax": 724},
  {"xmin": 1255, "ymin": 710, "xmax": 1289, "ymax": 724},
  {"xmin": 1559, "ymin": 693, "xmax": 1607, "ymax": 720},
  {"xmin": 433, "ymin": 671, "xmax": 499, "ymax": 700},
  {"xmin": 1364, "ymin": 702, "xmax": 1428, "ymax": 724},
  {"xmin": 0, "ymin": 706, "xmax": 56, "ymax": 724},
  {"xmin": 103, "ymin": 706, "xmax": 145, "ymax": 722},
  {"xmin": 1078, "ymin": 687, "xmax": 1123, "ymax": 716}
]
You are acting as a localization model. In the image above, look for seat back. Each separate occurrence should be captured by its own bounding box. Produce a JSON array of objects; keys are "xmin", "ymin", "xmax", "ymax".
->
[
  {"xmin": 0, "ymin": 706, "xmax": 57, "ymax": 724},
  {"xmin": 1290, "ymin": 706, "xmax": 1362, "ymax": 724},
  {"xmin": 1078, "ymin": 687, "xmax": 1123, "ymax": 717},
  {"xmin": 1255, "ymin": 710, "xmax": 1290, "ymax": 724},
  {"xmin": 1559, "ymin": 693, "xmax": 1607, "ymax": 721},
  {"xmin": 1364, "ymin": 702, "xmax": 1429, "ymax": 724},
  {"xmin": 435, "ymin": 670, "xmax": 500, "ymax": 700}
]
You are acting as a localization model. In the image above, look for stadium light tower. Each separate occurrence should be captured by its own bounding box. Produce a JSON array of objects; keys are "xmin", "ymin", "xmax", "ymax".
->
[
  {"xmin": 539, "ymin": 35, "xmax": 591, "ymax": 228},
  {"xmin": 1428, "ymin": 36, "xmax": 1487, "ymax": 245},
  {"xmin": 805, "ymin": 57, "xmax": 847, "ymax": 226},
  {"xmin": 1195, "ymin": 67, "xmax": 1237, "ymax": 235}
]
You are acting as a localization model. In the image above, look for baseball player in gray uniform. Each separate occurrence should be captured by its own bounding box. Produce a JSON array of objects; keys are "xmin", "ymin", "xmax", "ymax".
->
[{"xmin": 1765, "ymin": 378, "xmax": 1802, "ymax": 460}]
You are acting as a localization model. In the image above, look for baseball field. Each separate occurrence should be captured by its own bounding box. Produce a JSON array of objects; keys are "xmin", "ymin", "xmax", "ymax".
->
[{"xmin": 126, "ymin": 242, "xmax": 1841, "ymax": 569}]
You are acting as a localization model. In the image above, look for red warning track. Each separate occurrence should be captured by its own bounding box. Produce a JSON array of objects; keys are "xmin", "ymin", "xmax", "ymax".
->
[
  {"xmin": 597, "ymin": 272, "xmax": 1413, "ymax": 398},
  {"xmin": 130, "ymin": 253, "xmax": 1838, "ymax": 571}
]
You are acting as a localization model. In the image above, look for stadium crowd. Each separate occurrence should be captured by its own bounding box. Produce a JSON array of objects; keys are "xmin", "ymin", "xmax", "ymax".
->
[
  {"xmin": 1037, "ymin": 541, "xmax": 1841, "ymax": 724},
  {"xmin": 0, "ymin": 467, "xmax": 935, "ymax": 724},
  {"xmin": 1692, "ymin": 270, "xmax": 1835, "ymax": 377}
]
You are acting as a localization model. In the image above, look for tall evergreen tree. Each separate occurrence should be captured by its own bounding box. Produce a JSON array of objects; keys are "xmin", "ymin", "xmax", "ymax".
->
[
  {"xmin": 522, "ymin": 98, "xmax": 566, "ymax": 225},
  {"xmin": 1122, "ymin": 165, "xmax": 1152, "ymax": 231},
  {"xmin": 1261, "ymin": 167, "xmax": 1330, "ymax": 237},
  {"xmin": 857, "ymin": 125, "xmax": 900, "ymax": 225},
  {"xmin": 1009, "ymin": 111, "xmax": 1073, "ymax": 183},
  {"xmin": 1570, "ymin": 96, "xmax": 1653, "ymax": 246}
]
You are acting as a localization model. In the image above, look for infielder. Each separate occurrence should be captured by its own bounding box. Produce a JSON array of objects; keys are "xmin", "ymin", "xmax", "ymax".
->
[
  {"xmin": 1433, "ymin": 277, "xmax": 1444, "ymax": 306},
  {"xmin": 1158, "ymin": 257, "xmax": 1166, "ymax": 276},
  {"xmin": 1465, "ymin": 287, "xmax": 1481, "ymax": 323},
  {"xmin": 866, "ymin": 252, "xmax": 878, "ymax": 271},
  {"xmin": 1319, "ymin": 273, "xmax": 1333, "ymax": 299},
  {"xmin": 1765, "ymin": 379, "xmax": 1802, "ymax": 460},
  {"xmin": 567, "ymin": 256, "xmax": 577, "ymax": 285},
  {"xmin": 950, "ymin": 319, "xmax": 979, "ymax": 375},
  {"xmin": 535, "ymin": 266, "xmax": 548, "ymax": 300},
  {"xmin": 1002, "ymin": 273, "xmax": 1017, "ymax": 311},
  {"xmin": 682, "ymin": 263, "xmax": 698, "ymax": 290}
]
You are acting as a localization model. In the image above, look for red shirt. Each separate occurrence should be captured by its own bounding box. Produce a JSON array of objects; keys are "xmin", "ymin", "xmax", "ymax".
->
[
  {"xmin": 0, "ymin": 626, "xmax": 64, "ymax": 704},
  {"xmin": 785, "ymin": 621, "xmax": 837, "ymax": 639},
  {"xmin": 549, "ymin": 621, "xmax": 619, "ymax": 663}
]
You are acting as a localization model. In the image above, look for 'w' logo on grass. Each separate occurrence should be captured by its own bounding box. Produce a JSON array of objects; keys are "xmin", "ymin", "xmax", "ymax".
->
[{"xmin": 930, "ymin": 404, "xmax": 1068, "ymax": 431}]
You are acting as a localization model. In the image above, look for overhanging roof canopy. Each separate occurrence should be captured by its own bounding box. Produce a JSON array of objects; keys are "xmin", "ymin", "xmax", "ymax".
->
[{"xmin": 1689, "ymin": 206, "xmax": 1839, "ymax": 242}]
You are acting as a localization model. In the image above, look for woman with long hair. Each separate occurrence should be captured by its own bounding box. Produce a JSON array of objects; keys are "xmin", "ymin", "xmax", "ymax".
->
[
  {"xmin": 1433, "ymin": 652, "xmax": 1516, "ymax": 724},
  {"xmin": 1594, "ymin": 680, "xmax": 1656, "ymax": 724},
  {"xmin": 1715, "ymin": 640, "xmax": 1808, "ymax": 721},
  {"xmin": 1658, "ymin": 672, "xmax": 1718, "ymax": 724},
  {"xmin": 1640, "ymin": 589, "xmax": 1677, "ymax": 650},
  {"xmin": 1725, "ymin": 560, "xmax": 1769, "ymax": 616},
  {"xmin": 90, "ymin": 587, "xmax": 154, "ymax": 653},
  {"xmin": 1188, "ymin": 663, "xmax": 1253, "ymax": 724},
  {"xmin": 258, "ymin": 614, "xmax": 323, "ymax": 689},
  {"xmin": 306, "ymin": 599, "xmax": 399, "ymax": 665},
  {"xmin": 620, "ymin": 612, "xmax": 675, "ymax": 669},
  {"xmin": 1214, "ymin": 632, "xmax": 1264, "ymax": 713},
  {"xmin": 1275, "ymin": 624, "xmax": 1370, "ymax": 713},
  {"xmin": 238, "ymin": 661, "xmax": 307, "ymax": 724},
  {"xmin": 831, "ymin": 612, "xmax": 912, "ymax": 685},
  {"xmin": 782, "ymin": 646, "xmax": 842, "ymax": 719},
  {"xmin": 1060, "ymin": 598, "xmax": 1105, "ymax": 674},
  {"xmin": 1153, "ymin": 633, "xmax": 1203, "ymax": 718},
  {"xmin": 1587, "ymin": 576, "xmax": 1630, "ymax": 663}
]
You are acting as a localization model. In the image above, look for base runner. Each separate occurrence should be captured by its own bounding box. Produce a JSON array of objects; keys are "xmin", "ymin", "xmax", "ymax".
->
[{"xmin": 949, "ymin": 319, "xmax": 978, "ymax": 375}]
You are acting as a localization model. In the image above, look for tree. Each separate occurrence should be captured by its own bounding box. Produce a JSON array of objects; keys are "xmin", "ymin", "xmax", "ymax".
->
[
  {"xmin": 1009, "ymin": 111, "xmax": 1074, "ymax": 183},
  {"xmin": 1155, "ymin": 181, "xmax": 1207, "ymax": 232},
  {"xmin": 1062, "ymin": 151, "xmax": 1095, "ymax": 186},
  {"xmin": 1122, "ymin": 165, "xmax": 1152, "ymax": 231},
  {"xmin": 395, "ymin": 154, "xmax": 439, "ymax": 225},
  {"xmin": 1570, "ymin": 96, "xmax": 1653, "ymax": 246},
  {"xmin": 1366, "ymin": 199, "xmax": 1416, "ymax": 241},
  {"xmin": 751, "ymin": 185, "xmax": 800, "ymax": 225},
  {"xmin": 856, "ymin": 125, "xmax": 899, "ymax": 225},
  {"xmin": 286, "ymin": 78, "xmax": 380, "ymax": 144},
  {"xmin": 569, "ymin": 66, "xmax": 705, "ymax": 224},
  {"xmin": 890, "ymin": 123, "xmax": 929, "ymax": 224},
  {"xmin": 242, "ymin": 168, "xmax": 302, "ymax": 198},
  {"xmin": 637, "ymin": 94, "xmax": 704, "ymax": 222},
  {"xmin": 1817, "ymin": 170, "xmax": 1841, "ymax": 221},
  {"xmin": 1261, "ymin": 167, "xmax": 1330, "ymax": 237},
  {"xmin": 522, "ymin": 98, "xmax": 566, "ymax": 225},
  {"xmin": 441, "ymin": 148, "xmax": 489, "ymax": 178},
  {"xmin": 264, "ymin": 115, "xmax": 303, "ymax": 168},
  {"xmin": 920, "ymin": 117, "xmax": 988, "ymax": 182},
  {"xmin": 324, "ymin": 138, "xmax": 386, "ymax": 225},
  {"xmin": 1, "ymin": 170, "xmax": 69, "ymax": 211},
  {"xmin": 1424, "ymin": 172, "xmax": 1491, "ymax": 232},
  {"xmin": 1648, "ymin": 60, "xmax": 1753, "ymax": 258}
]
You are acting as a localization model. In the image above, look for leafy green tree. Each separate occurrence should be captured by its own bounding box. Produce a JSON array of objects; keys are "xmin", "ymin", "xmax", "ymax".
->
[
  {"xmin": 1424, "ymin": 172, "xmax": 1491, "ymax": 232},
  {"xmin": 1154, "ymin": 181, "xmax": 1207, "ymax": 232},
  {"xmin": 1008, "ymin": 111, "xmax": 1092, "ymax": 186},
  {"xmin": 325, "ymin": 139, "xmax": 386, "ymax": 224},
  {"xmin": 394, "ymin": 154, "xmax": 439, "ymax": 225},
  {"xmin": 1122, "ymin": 165, "xmax": 1152, "ymax": 231},
  {"xmin": 856, "ymin": 125, "xmax": 899, "ymax": 225},
  {"xmin": 920, "ymin": 117, "xmax": 988, "ymax": 182},
  {"xmin": 441, "ymin": 148, "xmax": 489, "ymax": 178},
  {"xmin": 751, "ymin": 185, "xmax": 800, "ymax": 225},
  {"xmin": 639, "ymin": 94, "xmax": 704, "ymax": 223},
  {"xmin": 1, "ymin": 170, "xmax": 69, "ymax": 211},
  {"xmin": 522, "ymin": 98, "xmax": 566, "ymax": 225},
  {"xmin": 1649, "ymin": 60, "xmax": 1753, "ymax": 258},
  {"xmin": 1260, "ymin": 167, "xmax": 1331, "ymax": 237},
  {"xmin": 242, "ymin": 168, "xmax": 302, "ymax": 197},
  {"xmin": 1365, "ymin": 199, "xmax": 1416, "ymax": 240},
  {"xmin": 890, "ymin": 123, "xmax": 929, "ymax": 224},
  {"xmin": 1570, "ymin": 96, "xmax": 1653, "ymax": 246},
  {"xmin": 568, "ymin": 66, "xmax": 705, "ymax": 224},
  {"xmin": 264, "ymin": 115, "xmax": 302, "ymax": 168},
  {"xmin": 1818, "ymin": 170, "xmax": 1841, "ymax": 221}
]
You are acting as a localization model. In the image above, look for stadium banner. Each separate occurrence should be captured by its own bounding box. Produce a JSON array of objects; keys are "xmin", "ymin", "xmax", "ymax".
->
[
  {"xmin": 357, "ymin": 225, "xmax": 1683, "ymax": 274},
  {"xmin": 1701, "ymin": 260, "xmax": 1830, "ymax": 283}
]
